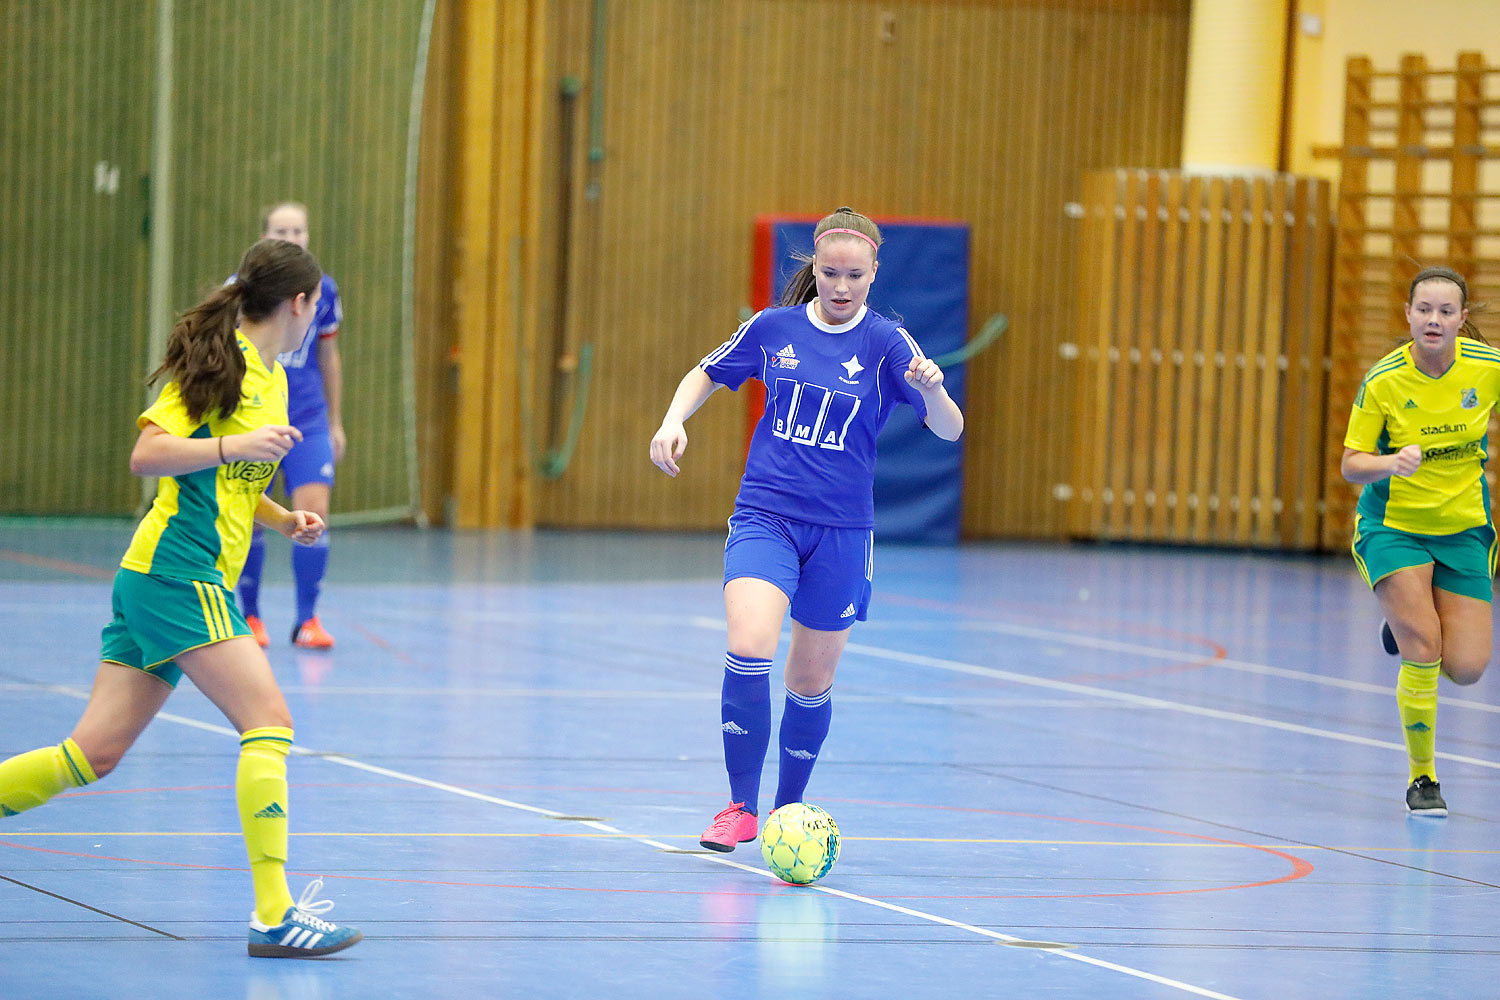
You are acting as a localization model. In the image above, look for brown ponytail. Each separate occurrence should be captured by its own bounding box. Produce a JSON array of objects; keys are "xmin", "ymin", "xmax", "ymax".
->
[
  {"xmin": 148, "ymin": 239, "xmax": 321, "ymax": 422},
  {"xmin": 779, "ymin": 207, "xmax": 884, "ymax": 307}
]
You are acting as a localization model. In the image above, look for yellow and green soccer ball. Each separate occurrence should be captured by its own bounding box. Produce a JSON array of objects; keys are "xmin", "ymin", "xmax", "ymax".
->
[{"xmin": 760, "ymin": 802, "xmax": 840, "ymax": 884}]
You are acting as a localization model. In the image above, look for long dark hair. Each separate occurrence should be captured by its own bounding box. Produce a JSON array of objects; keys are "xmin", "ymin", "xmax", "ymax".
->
[
  {"xmin": 778, "ymin": 207, "xmax": 883, "ymax": 307},
  {"xmin": 1408, "ymin": 265, "xmax": 1487, "ymax": 344},
  {"xmin": 148, "ymin": 239, "xmax": 321, "ymax": 422}
]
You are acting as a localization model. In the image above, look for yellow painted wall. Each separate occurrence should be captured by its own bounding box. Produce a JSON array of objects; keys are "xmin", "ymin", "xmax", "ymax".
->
[{"xmin": 1288, "ymin": 0, "xmax": 1500, "ymax": 178}]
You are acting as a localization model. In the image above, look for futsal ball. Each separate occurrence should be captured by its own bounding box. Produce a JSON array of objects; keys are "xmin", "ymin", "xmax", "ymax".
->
[{"xmin": 759, "ymin": 802, "xmax": 840, "ymax": 885}]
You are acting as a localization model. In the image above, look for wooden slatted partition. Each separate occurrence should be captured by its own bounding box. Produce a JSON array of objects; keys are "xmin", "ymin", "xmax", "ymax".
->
[
  {"xmin": 0, "ymin": 2, "xmax": 152, "ymax": 514},
  {"xmin": 1317, "ymin": 51, "xmax": 1500, "ymax": 550},
  {"xmin": 0, "ymin": 1, "xmax": 427, "ymax": 519},
  {"xmin": 1069, "ymin": 170, "xmax": 1333, "ymax": 548},
  {"xmin": 167, "ymin": 0, "xmax": 426, "ymax": 522}
]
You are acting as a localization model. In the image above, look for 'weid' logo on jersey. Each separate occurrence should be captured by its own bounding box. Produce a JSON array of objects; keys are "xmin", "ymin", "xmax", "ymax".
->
[
  {"xmin": 771, "ymin": 378, "xmax": 860, "ymax": 451},
  {"xmin": 223, "ymin": 460, "xmax": 277, "ymax": 493}
]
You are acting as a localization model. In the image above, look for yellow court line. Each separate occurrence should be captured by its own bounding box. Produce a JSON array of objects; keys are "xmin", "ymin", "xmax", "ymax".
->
[{"xmin": 7, "ymin": 831, "xmax": 1500, "ymax": 854}]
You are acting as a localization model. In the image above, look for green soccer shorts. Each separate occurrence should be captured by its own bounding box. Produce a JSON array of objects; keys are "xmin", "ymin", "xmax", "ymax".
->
[
  {"xmin": 1352, "ymin": 514, "xmax": 1498, "ymax": 603},
  {"xmin": 99, "ymin": 568, "xmax": 252, "ymax": 686}
]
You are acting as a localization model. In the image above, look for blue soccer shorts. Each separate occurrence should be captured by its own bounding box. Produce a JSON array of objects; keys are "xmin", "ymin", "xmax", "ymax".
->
[
  {"xmin": 723, "ymin": 507, "xmax": 873, "ymax": 631},
  {"xmin": 278, "ymin": 427, "xmax": 335, "ymax": 493}
]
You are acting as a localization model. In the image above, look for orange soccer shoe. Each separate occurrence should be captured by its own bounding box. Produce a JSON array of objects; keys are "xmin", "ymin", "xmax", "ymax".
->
[
  {"xmin": 245, "ymin": 615, "xmax": 271, "ymax": 648},
  {"xmin": 291, "ymin": 617, "xmax": 335, "ymax": 650},
  {"xmin": 699, "ymin": 802, "xmax": 758, "ymax": 853}
]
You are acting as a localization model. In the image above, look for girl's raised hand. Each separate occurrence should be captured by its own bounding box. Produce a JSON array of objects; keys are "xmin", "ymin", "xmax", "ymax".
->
[
  {"xmin": 226, "ymin": 425, "xmax": 303, "ymax": 463},
  {"xmin": 905, "ymin": 356, "xmax": 945, "ymax": 392}
]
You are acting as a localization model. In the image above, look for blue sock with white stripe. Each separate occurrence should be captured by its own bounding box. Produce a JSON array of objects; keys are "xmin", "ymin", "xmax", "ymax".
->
[
  {"xmin": 775, "ymin": 685, "xmax": 833, "ymax": 809},
  {"xmin": 292, "ymin": 531, "xmax": 330, "ymax": 624},
  {"xmin": 239, "ymin": 531, "xmax": 266, "ymax": 617},
  {"xmin": 721, "ymin": 653, "xmax": 772, "ymax": 815}
]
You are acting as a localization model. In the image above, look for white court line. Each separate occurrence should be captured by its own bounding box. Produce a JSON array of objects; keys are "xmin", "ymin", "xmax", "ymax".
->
[
  {"xmin": 451, "ymin": 608, "xmax": 1500, "ymax": 715},
  {"xmin": 837, "ymin": 639, "xmax": 1500, "ymax": 772},
  {"xmin": 952, "ymin": 618, "xmax": 1500, "ymax": 715},
  {"xmin": 21, "ymin": 682, "xmax": 1242, "ymax": 998},
  {"xmin": 684, "ymin": 615, "xmax": 1500, "ymax": 765},
  {"xmin": 857, "ymin": 616, "xmax": 1500, "ymax": 715},
  {"xmin": 377, "ymin": 605, "xmax": 1500, "ymax": 715}
]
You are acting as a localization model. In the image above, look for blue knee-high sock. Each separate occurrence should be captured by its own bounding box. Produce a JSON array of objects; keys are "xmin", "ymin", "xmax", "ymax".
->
[
  {"xmin": 238, "ymin": 531, "xmax": 267, "ymax": 617},
  {"xmin": 775, "ymin": 685, "xmax": 833, "ymax": 809},
  {"xmin": 721, "ymin": 653, "xmax": 772, "ymax": 815},
  {"xmin": 292, "ymin": 531, "xmax": 330, "ymax": 624}
]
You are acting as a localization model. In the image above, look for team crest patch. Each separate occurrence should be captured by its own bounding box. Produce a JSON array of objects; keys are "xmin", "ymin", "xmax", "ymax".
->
[{"xmin": 1462, "ymin": 387, "xmax": 1479, "ymax": 409}]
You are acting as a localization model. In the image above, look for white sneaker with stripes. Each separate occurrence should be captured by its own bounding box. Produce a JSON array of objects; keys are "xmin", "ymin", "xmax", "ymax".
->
[{"xmin": 247, "ymin": 878, "xmax": 362, "ymax": 958}]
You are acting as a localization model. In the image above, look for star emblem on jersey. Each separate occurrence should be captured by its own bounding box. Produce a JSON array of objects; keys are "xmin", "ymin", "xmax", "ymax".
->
[{"xmin": 840, "ymin": 355, "xmax": 864, "ymax": 380}]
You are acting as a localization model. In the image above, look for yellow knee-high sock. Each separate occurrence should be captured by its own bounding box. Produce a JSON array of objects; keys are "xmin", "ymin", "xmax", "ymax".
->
[
  {"xmin": 0, "ymin": 738, "xmax": 98, "ymax": 817},
  {"xmin": 237, "ymin": 726, "xmax": 295, "ymax": 925},
  {"xmin": 1397, "ymin": 658, "xmax": 1440, "ymax": 783}
]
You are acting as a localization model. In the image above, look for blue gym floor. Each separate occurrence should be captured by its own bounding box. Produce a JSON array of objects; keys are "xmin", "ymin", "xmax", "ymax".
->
[{"xmin": 2, "ymin": 522, "xmax": 1498, "ymax": 999}]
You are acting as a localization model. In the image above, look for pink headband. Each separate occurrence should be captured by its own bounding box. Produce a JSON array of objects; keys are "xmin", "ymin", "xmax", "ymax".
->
[{"xmin": 815, "ymin": 227, "xmax": 879, "ymax": 252}]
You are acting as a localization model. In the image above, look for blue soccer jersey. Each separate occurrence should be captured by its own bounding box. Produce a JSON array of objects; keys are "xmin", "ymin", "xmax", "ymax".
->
[
  {"xmin": 279, "ymin": 273, "xmax": 341, "ymax": 430},
  {"xmin": 227, "ymin": 272, "xmax": 340, "ymax": 431},
  {"xmin": 701, "ymin": 303, "xmax": 929, "ymax": 528}
]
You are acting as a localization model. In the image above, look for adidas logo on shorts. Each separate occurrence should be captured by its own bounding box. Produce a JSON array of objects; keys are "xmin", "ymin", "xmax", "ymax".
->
[{"xmin": 840, "ymin": 604, "xmax": 856, "ymax": 618}]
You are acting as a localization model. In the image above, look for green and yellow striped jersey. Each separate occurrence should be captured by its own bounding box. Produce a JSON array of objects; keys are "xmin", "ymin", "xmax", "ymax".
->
[
  {"xmin": 120, "ymin": 331, "xmax": 287, "ymax": 587},
  {"xmin": 1344, "ymin": 338, "xmax": 1500, "ymax": 535}
]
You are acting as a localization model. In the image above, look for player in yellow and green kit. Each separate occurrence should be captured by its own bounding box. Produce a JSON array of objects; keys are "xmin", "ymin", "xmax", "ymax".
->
[
  {"xmin": 1343, "ymin": 265, "xmax": 1500, "ymax": 817},
  {"xmin": 0, "ymin": 239, "xmax": 360, "ymax": 956}
]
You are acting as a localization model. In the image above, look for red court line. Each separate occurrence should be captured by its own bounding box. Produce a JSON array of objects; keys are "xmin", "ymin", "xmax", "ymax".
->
[
  {"xmin": 0, "ymin": 549, "xmax": 115, "ymax": 581},
  {"xmin": 0, "ymin": 834, "xmax": 1311, "ymax": 902},
  {"xmin": 814, "ymin": 795, "xmax": 1314, "ymax": 899},
  {"xmin": 5, "ymin": 789, "xmax": 1313, "ymax": 903}
]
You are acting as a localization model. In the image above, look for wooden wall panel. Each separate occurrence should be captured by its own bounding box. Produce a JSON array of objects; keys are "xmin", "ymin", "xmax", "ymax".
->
[
  {"xmin": 444, "ymin": 0, "xmax": 553, "ymax": 529},
  {"xmin": 0, "ymin": 1, "xmax": 428, "ymax": 519},
  {"xmin": 1069, "ymin": 171, "xmax": 1334, "ymax": 548},
  {"xmin": 519, "ymin": 0, "xmax": 1192, "ymax": 535}
]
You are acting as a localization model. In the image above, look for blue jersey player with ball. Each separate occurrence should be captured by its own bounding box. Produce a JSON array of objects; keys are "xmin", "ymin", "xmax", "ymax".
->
[{"xmin": 649, "ymin": 207, "xmax": 964, "ymax": 852}]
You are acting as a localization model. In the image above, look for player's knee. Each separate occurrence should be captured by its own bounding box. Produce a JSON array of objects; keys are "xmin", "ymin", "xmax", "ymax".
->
[
  {"xmin": 726, "ymin": 633, "xmax": 778, "ymax": 661},
  {"xmin": 1443, "ymin": 657, "xmax": 1488, "ymax": 686},
  {"xmin": 73, "ymin": 738, "xmax": 123, "ymax": 779},
  {"xmin": 785, "ymin": 676, "xmax": 833, "ymax": 699},
  {"xmin": 1396, "ymin": 628, "xmax": 1442, "ymax": 663}
]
